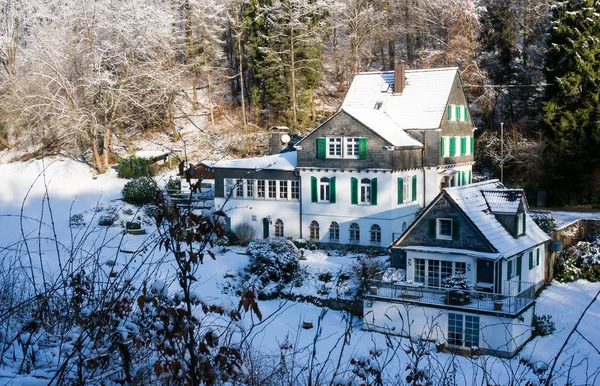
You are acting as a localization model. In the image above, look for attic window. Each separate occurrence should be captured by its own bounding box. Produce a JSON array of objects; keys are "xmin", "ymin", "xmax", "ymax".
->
[
  {"xmin": 374, "ymin": 101, "xmax": 383, "ymax": 110},
  {"xmin": 381, "ymin": 84, "xmax": 390, "ymax": 93},
  {"xmin": 516, "ymin": 212, "xmax": 526, "ymax": 235}
]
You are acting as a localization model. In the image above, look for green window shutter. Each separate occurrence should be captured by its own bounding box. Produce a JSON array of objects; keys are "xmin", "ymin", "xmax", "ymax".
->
[
  {"xmin": 317, "ymin": 137, "xmax": 326, "ymax": 159},
  {"xmin": 452, "ymin": 219, "xmax": 460, "ymax": 240},
  {"xmin": 461, "ymin": 136, "xmax": 466, "ymax": 155},
  {"xmin": 440, "ymin": 136, "xmax": 445, "ymax": 157},
  {"xmin": 517, "ymin": 255, "xmax": 522, "ymax": 277},
  {"xmin": 471, "ymin": 136, "xmax": 475, "ymax": 154},
  {"xmin": 447, "ymin": 105, "xmax": 453, "ymax": 120},
  {"xmin": 461, "ymin": 171, "xmax": 466, "ymax": 186},
  {"xmin": 536, "ymin": 248, "xmax": 540, "ymax": 266},
  {"xmin": 507, "ymin": 261, "xmax": 512, "ymax": 280},
  {"xmin": 463, "ymin": 106, "xmax": 468, "ymax": 121},
  {"xmin": 468, "ymin": 170, "xmax": 472, "ymax": 184},
  {"xmin": 358, "ymin": 138, "xmax": 368, "ymax": 159},
  {"xmin": 412, "ymin": 175, "xmax": 417, "ymax": 201},
  {"xmin": 371, "ymin": 178, "xmax": 377, "ymax": 205},
  {"xmin": 351, "ymin": 177, "xmax": 358, "ymax": 205},
  {"xmin": 450, "ymin": 177, "xmax": 455, "ymax": 187},
  {"xmin": 398, "ymin": 177, "xmax": 404, "ymax": 204},
  {"xmin": 330, "ymin": 177, "xmax": 336, "ymax": 203},
  {"xmin": 449, "ymin": 137, "xmax": 456, "ymax": 156},
  {"xmin": 523, "ymin": 213, "xmax": 527, "ymax": 234},
  {"xmin": 529, "ymin": 251, "xmax": 534, "ymax": 270},
  {"xmin": 455, "ymin": 105, "xmax": 461, "ymax": 120},
  {"xmin": 311, "ymin": 176, "xmax": 317, "ymax": 202},
  {"xmin": 429, "ymin": 219, "xmax": 436, "ymax": 237}
]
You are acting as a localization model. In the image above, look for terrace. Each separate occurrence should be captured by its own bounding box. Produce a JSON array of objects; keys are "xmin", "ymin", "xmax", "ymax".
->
[{"xmin": 367, "ymin": 270, "xmax": 535, "ymax": 316}]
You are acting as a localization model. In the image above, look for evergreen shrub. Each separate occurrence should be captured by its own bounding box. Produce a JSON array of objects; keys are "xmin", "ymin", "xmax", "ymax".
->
[
  {"xmin": 554, "ymin": 239, "xmax": 600, "ymax": 282},
  {"xmin": 118, "ymin": 156, "xmax": 155, "ymax": 179},
  {"xmin": 246, "ymin": 238, "xmax": 300, "ymax": 285},
  {"xmin": 122, "ymin": 177, "xmax": 157, "ymax": 205}
]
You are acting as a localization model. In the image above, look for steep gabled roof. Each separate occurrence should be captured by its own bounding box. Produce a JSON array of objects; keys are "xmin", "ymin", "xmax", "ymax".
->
[
  {"xmin": 341, "ymin": 67, "xmax": 458, "ymax": 130},
  {"xmin": 343, "ymin": 109, "xmax": 423, "ymax": 148},
  {"xmin": 203, "ymin": 151, "xmax": 297, "ymax": 171},
  {"xmin": 444, "ymin": 180, "xmax": 550, "ymax": 258},
  {"xmin": 391, "ymin": 180, "xmax": 550, "ymax": 259}
]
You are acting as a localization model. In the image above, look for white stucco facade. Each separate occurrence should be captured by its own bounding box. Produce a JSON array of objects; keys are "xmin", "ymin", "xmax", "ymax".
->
[{"xmin": 364, "ymin": 299, "xmax": 534, "ymax": 357}]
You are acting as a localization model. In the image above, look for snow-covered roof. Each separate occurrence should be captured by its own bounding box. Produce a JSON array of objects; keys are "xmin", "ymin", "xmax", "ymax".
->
[
  {"xmin": 481, "ymin": 189, "xmax": 524, "ymax": 214},
  {"xmin": 444, "ymin": 180, "xmax": 550, "ymax": 258},
  {"xmin": 342, "ymin": 67, "xmax": 458, "ymax": 130},
  {"xmin": 402, "ymin": 246, "xmax": 500, "ymax": 260},
  {"xmin": 344, "ymin": 108, "xmax": 423, "ymax": 148},
  {"xmin": 203, "ymin": 151, "xmax": 297, "ymax": 171}
]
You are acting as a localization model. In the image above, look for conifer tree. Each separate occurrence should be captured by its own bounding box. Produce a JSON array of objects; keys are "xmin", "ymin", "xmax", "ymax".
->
[{"xmin": 542, "ymin": 0, "xmax": 600, "ymax": 201}]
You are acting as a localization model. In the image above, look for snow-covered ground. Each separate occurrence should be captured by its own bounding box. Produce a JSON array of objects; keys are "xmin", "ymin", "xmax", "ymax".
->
[{"xmin": 0, "ymin": 158, "xmax": 599, "ymax": 385}]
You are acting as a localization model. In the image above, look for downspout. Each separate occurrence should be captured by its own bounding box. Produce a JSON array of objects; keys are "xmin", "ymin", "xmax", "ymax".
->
[
  {"xmin": 298, "ymin": 172, "xmax": 303, "ymax": 239},
  {"xmin": 422, "ymin": 131, "xmax": 426, "ymax": 207}
]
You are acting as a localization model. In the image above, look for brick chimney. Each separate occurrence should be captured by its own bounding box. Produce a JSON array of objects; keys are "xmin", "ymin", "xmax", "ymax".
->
[{"xmin": 394, "ymin": 62, "xmax": 406, "ymax": 95}]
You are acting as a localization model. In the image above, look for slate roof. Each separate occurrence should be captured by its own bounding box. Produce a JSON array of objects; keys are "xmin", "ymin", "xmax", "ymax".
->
[
  {"xmin": 341, "ymin": 67, "xmax": 458, "ymax": 130},
  {"xmin": 444, "ymin": 180, "xmax": 550, "ymax": 258},
  {"xmin": 203, "ymin": 151, "xmax": 297, "ymax": 171},
  {"xmin": 343, "ymin": 109, "xmax": 424, "ymax": 148}
]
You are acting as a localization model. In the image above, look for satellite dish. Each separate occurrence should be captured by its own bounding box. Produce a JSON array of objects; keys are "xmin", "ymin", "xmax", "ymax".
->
[{"xmin": 281, "ymin": 134, "xmax": 291, "ymax": 144}]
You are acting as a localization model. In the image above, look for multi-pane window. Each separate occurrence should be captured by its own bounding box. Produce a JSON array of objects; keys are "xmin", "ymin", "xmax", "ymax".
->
[
  {"xmin": 309, "ymin": 221, "xmax": 319, "ymax": 240},
  {"xmin": 441, "ymin": 135, "xmax": 474, "ymax": 157},
  {"xmin": 246, "ymin": 180, "xmax": 254, "ymax": 198},
  {"xmin": 360, "ymin": 178, "xmax": 371, "ymax": 204},
  {"xmin": 279, "ymin": 181, "xmax": 288, "ymax": 199},
  {"xmin": 225, "ymin": 179, "xmax": 234, "ymax": 196},
  {"xmin": 448, "ymin": 313, "xmax": 463, "ymax": 346},
  {"xmin": 370, "ymin": 224, "xmax": 381, "ymax": 244},
  {"xmin": 437, "ymin": 218, "xmax": 453, "ymax": 239},
  {"xmin": 346, "ymin": 138, "xmax": 360, "ymax": 157},
  {"xmin": 257, "ymin": 180, "xmax": 266, "ymax": 198},
  {"xmin": 349, "ymin": 223, "xmax": 360, "ymax": 243},
  {"xmin": 235, "ymin": 180, "xmax": 243, "ymax": 197},
  {"xmin": 320, "ymin": 177, "xmax": 330, "ymax": 202},
  {"xmin": 403, "ymin": 178, "xmax": 411, "ymax": 203},
  {"xmin": 447, "ymin": 105, "xmax": 469, "ymax": 121},
  {"xmin": 329, "ymin": 222, "xmax": 339, "ymax": 242},
  {"xmin": 328, "ymin": 137, "xmax": 342, "ymax": 157},
  {"xmin": 448, "ymin": 314, "xmax": 480, "ymax": 348},
  {"xmin": 291, "ymin": 181, "xmax": 299, "ymax": 199},
  {"xmin": 274, "ymin": 219, "xmax": 284, "ymax": 237},
  {"xmin": 414, "ymin": 259, "xmax": 468, "ymax": 287},
  {"xmin": 464, "ymin": 315, "xmax": 480, "ymax": 348},
  {"xmin": 268, "ymin": 180, "xmax": 277, "ymax": 198},
  {"xmin": 414, "ymin": 258, "xmax": 426, "ymax": 284}
]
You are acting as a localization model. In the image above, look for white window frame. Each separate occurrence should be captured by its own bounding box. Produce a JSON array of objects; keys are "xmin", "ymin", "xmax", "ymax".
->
[
  {"xmin": 329, "ymin": 222, "xmax": 339, "ymax": 242},
  {"xmin": 441, "ymin": 136, "xmax": 448, "ymax": 157},
  {"xmin": 309, "ymin": 221, "xmax": 319, "ymax": 240},
  {"xmin": 349, "ymin": 223, "xmax": 360, "ymax": 244},
  {"xmin": 256, "ymin": 180, "xmax": 266, "ymax": 199},
  {"xmin": 370, "ymin": 224, "xmax": 381, "ymax": 245},
  {"xmin": 235, "ymin": 179, "xmax": 243, "ymax": 197},
  {"xmin": 360, "ymin": 178, "xmax": 371, "ymax": 204},
  {"xmin": 449, "ymin": 313, "xmax": 480, "ymax": 348},
  {"xmin": 403, "ymin": 177, "xmax": 411, "ymax": 203},
  {"xmin": 274, "ymin": 219, "xmax": 284, "ymax": 237},
  {"xmin": 246, "ymin": 179, "xmax": 254, "ymax": 198},
  {"xmin": 345, "ymin": 137, "xmax": 360, "ymax": 158},
  {"xmin": 291, "ymin": 180, "xmax": 299, "ymax": 200},
  {"xmin": 319, "ymin": 177, "xmax": 330, "ymax": 202},
  {"xmin": 279, "ymin": 180, "xmax": 288, "ymax": 199},
  {"xmin": 437, "ymin": 218, "xmax": 453, "ymax": 240},
  {"xmin": 268, "ymin": 180, "xmax": 277, "ymax": 199},
  {"xmin": 327, "ymin": 137, "xmax": 342, "ymax": 158},
  {"xmin": 448, "ymin": 104, "xmax": 456, "ymax": 121}
]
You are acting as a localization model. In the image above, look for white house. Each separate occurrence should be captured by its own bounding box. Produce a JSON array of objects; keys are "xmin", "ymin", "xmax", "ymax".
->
[
  {"xmin": 208, "ymin": 64, "xmax": 476, "ymax": 246},
  {"xmin": 364, "ymin": 180, "xmax": 551, "ymax": 357}
]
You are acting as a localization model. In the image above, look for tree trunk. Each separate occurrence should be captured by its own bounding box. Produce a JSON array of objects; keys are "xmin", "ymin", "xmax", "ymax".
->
[
  {"xmin": 237, "ymin": 33, "xmax": 248, "ymax": 131},
  {"xmin": 290, "ymin": 23, "xmax": 297, "ymax": 126},
  {"xmin": 206, "ymin": 63, "xmax": 215, "ymax": 131}
]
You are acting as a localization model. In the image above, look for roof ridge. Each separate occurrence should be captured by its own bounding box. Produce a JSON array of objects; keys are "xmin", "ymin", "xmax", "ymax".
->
[{"xmin": 355, "ymin": 67, "xmax": 459, "ymax": 75}]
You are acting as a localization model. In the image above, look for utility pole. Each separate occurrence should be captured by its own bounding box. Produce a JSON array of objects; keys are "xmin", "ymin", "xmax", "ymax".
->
[{"xmin": 500, "ymin": 122, "xmax": 504, "ymax": 184}]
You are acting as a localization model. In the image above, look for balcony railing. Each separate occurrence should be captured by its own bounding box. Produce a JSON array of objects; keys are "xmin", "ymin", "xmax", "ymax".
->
[{"xmin": 367, "ymin": 276, "xmax": 535, "ymax": 316}]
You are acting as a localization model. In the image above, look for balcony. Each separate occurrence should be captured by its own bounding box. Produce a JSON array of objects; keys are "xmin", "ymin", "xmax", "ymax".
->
[{"xmin": 367, "ymin": 272, "xmax": 535, "ymax": 316}]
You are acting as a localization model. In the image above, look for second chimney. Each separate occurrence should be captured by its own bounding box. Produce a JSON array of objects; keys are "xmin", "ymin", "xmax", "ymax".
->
[{"xmin": 394, "ymin": 62, "xmax": 406, "ymax": 95}]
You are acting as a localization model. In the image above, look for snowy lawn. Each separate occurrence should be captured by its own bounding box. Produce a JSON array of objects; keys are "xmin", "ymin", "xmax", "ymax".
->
[{"xmin": 0, "ymin": 159, "xmax": 599, "ymax": 385}]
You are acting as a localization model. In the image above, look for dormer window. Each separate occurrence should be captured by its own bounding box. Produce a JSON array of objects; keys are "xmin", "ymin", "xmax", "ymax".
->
[
  {"xmin": 516, "ymin": 212, "xmax": 526, "ymax": 236},
  {"xmin": 374, "ymin": 101, "xmax": 383, "ymax": 110}
]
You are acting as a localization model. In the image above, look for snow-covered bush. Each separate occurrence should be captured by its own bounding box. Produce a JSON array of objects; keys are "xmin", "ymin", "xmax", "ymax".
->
[
  {"xmin": 532, "ymin": 213, "xmax": 558, "ymax": 235},
  {"xmin": 441, "ymin": 273, "xmax": 472, "ymax": 305},
  {"xmin": 554, "ymin": 239, "xmax": 600, "ymax": 282},
  {"xmin": 351, "ymin": 257, "xmax": 386, "ymax": 299},
  {"xmin": 122, "ymin": 177, "xmax": 157, "ymax": 205},
  {"xmin": 532, "ymin": 314, "xmax": 556, "ymax": 337},
  {"xmin": 235, "ymin": 222, "xmax": 256, "ymax": 246},
  {"xmin": 246, "ymin": 238, "xmax": 301, "ymax": 285},
  {"xmin": 98, "ymin": 213, "xmax": 119, "ymax": 226}
]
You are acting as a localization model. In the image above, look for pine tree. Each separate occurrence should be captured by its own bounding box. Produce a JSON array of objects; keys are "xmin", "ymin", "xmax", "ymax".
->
[{"xmin": 542, "ymin": 0, "xmax": 600, "ymax": 201}]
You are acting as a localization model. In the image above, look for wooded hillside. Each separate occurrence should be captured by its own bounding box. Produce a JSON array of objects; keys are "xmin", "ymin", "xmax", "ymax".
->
[{"xmin": 1, "ymin": 0, "xmax": 598, "ymax": 205}]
